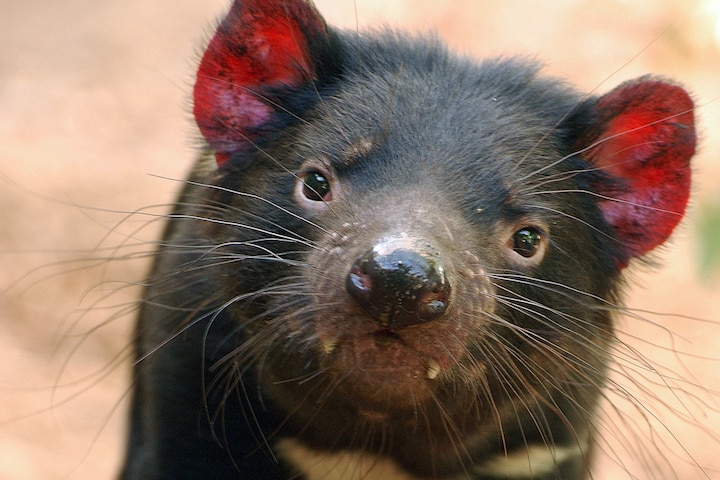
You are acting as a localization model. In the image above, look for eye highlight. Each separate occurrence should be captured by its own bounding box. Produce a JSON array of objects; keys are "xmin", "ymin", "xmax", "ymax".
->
[
  {"xmin": 503, "ymin": 223, "xmax": 549, "ymax": 265},
  {"xmin": 302, "ymin": 170, "xmax": 332, "ymax": 202},
  {"xmin": 512, "ymin": 227, "xmax": 543, "ymax": 258}
]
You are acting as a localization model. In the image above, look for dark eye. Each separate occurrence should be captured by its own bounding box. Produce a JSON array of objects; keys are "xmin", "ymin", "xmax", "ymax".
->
[
  {"xmin": 302, "ymin": 170, "xmax": 332, "ymax": 201},
  {"xmin": 512, "ymin": 227, "xmax": 543, "ymax": 258}
]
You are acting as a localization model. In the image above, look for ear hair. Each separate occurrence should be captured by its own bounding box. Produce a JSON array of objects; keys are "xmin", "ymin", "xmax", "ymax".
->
[
  {"xmin": 576, "ymin": 77, "xmax": 695, "ymax": 265},
  {"xmin": 193, "ymin": 0, "xmax": 329, "ymax": 165}
]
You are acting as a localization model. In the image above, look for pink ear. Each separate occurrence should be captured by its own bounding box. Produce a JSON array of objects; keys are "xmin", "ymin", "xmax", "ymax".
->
[
  {"xmin": 579, "ymin": 78, "xmax": 695, "ymax": 266},
  {"xmin": 193, "ymin": 0, "xmax": 328, "ymax": 165}
]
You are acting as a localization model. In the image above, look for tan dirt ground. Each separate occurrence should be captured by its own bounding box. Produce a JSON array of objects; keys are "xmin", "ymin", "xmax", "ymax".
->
[{"xmin": 1, "ymin": 1, "xmax": 719, "ymax": 479}]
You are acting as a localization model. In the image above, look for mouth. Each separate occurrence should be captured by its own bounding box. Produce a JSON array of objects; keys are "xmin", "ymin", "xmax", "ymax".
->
[{"xmin": 316, "ymin": 324, "xmax": 461, "ymax": 412}]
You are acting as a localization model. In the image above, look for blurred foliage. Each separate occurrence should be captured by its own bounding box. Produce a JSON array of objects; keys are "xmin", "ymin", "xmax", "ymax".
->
[{"xmin": 698, "ymin": 196, "xmax": 720, "ymax": 282}]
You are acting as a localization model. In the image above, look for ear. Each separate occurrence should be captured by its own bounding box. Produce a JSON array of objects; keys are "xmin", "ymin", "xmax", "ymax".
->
[
  {"xmin": 575, "ymin": 77, "xmax": 696, "ymax": 267},
  {"xmin": 193, "ymin": 0, "xmax": 331, "ymax": 166}
]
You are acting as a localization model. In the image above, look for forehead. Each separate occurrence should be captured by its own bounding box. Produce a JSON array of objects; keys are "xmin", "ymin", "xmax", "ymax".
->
[{"xmin": 299, "ymin": 56, "xmax": 577, "ymax": 187}]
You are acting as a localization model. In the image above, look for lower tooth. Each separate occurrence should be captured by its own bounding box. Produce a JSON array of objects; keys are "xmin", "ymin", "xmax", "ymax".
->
[
  {"xmin": 323, "ymin": 339, "xmax": 338, "ymax": 354},
  {"xmin": 426, "ymin": 360, "xmax": 441, "ymax": 380}
]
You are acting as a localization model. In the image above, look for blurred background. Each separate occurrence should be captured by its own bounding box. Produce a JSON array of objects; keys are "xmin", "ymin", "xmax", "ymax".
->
[{"xmin": 1, "ymin": 0, "xmax": 719, "ymax": 478}]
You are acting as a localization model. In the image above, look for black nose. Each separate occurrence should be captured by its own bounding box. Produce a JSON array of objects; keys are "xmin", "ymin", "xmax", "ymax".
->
[{"xmin": 346, "ymin": 236, "xmax": 451, "ymax": 328}]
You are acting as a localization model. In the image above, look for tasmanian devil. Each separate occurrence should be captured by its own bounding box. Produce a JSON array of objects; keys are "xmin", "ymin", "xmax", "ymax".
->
[{"xmin": 119, "ymin": 1, "xmax": 696, "ymax": 479}]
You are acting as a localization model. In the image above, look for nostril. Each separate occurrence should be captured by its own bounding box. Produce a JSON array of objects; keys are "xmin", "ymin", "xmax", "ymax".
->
[
  {"xmin": 346, "ymin": 251, "xmax": 383, "ymax": 316},
  {"xmin": 417, "ymin": 287, "xmax": 449, "ymax": 320},
  {"xmin": 348, "ymin": 263, "xmax": 373, "ymax": 293}
]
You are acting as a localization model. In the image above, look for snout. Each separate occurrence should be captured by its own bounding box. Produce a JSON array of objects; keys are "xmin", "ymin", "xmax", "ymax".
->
[{"xmin": 346, "ymin": 233, "xmax": 451, "ymax": 329}]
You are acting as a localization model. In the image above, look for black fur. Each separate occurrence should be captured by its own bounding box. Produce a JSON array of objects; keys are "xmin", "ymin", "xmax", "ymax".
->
[{"xmin": 120, "ymin": 15, "xmax": 687, "ymax": 480}]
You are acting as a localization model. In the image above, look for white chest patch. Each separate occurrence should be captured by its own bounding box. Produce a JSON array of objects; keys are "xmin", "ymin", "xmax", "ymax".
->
[
  {"xmin": 277, "ymin": 438, "xmax": 419, "ymax": 480},
  {"xmin": 276, "ymin": 438, "xmax": 585, "ymax": 479},
  {"xmin": 473, "ymin": 442, "xmax": 585, "ymax": 478}
]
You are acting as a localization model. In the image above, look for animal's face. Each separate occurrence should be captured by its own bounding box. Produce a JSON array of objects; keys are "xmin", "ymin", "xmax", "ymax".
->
[{"xmin": 120, "ymin": 1, "xmax": 697, "ymax": 479}]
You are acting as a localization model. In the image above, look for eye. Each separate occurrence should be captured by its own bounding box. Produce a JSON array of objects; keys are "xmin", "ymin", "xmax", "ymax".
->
[
  {"xmin": 511, "ymin": 227, "xmax": 544, "ymax": 258},
  {"xmin": 302, "ymin": 170, "xmax": 332, "ymax": 202}
]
